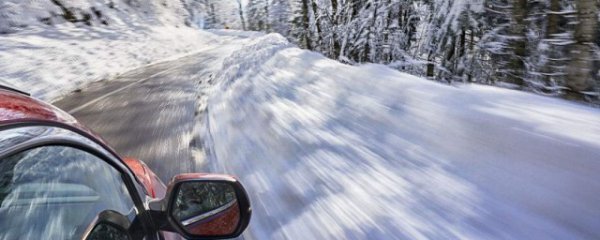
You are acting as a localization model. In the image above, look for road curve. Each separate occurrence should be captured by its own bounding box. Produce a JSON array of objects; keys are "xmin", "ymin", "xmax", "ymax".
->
[{"xmin": 54, "ymin": 52, "xmax": 216, "ymax": 182}]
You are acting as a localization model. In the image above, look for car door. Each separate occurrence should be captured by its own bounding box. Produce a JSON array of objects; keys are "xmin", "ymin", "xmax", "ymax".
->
[{"xmin": 0, "ymin": 126, "xmax": 154, "ymax": 240}]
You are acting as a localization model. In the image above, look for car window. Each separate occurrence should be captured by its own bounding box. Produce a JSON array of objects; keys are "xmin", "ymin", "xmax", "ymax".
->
[{"xmin": 0, "ymin": 146, "xmax": 136, "ymax": 240}]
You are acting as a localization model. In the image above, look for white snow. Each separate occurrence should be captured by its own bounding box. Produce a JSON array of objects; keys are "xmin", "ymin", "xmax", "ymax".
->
[
  {"xmin": 0, "ymin": 0, "xmax": 204, "ymax": 101},
  {"xmin": 0, "ymin": 25, "xmax": 224, "ymax": 101},
  {"xmin": 206, "ymin": 34, "xmax": 600, "ymax": 239},
  {"xmin": 0, "ymin": 0, "xmax": 189, "ymax": 33},
  {"xmin": 2, "ymin": 5, "xmax": 600, "ymax": 237}
]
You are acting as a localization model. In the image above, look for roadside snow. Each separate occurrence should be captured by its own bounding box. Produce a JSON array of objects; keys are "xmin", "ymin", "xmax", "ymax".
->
[
  {"xmin": 0, "ymin": 25, "xmax": 218, "ymax": 101},
  {"xmin": 207, "ymin": 34, "xmax": 600, "ymax": 239}
]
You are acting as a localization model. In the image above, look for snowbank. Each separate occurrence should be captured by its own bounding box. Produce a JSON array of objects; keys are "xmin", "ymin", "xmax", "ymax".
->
[
  {"xmin": 207, "ymin": 34, "xmax": 600, "ymax": 239},
  {"xmin": 0, "ymin": 25, "xmax": 219, "ymax": 101}
]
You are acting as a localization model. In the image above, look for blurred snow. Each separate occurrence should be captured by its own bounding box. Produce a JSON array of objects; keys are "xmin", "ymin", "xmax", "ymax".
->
[
  {"xmin": 0, "ymin": 0, "xmax": 203, "ymax": 100},
  {"xmin": 0, "ymin": 0, "xmax": 188, "ymax": 33},
  {"xmin": 2, "ymin": 3, "xmax": 599, "ymax": 237},
  {"xmin": 206, "ymin": 34, "xmax": 600, "ymax": 239},
  {"xmin": 0, "ymin": 25, "xmax": 224, "ymax": 101}
]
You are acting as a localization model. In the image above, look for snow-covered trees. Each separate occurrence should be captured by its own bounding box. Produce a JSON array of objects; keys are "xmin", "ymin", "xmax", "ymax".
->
[
  {"xmin": 227, "ymin": 0, "xmax": 599, "ymax": 103},
  {"xmin": 181, "ymin": 0, "xmax": 242, "ymax": 28}
]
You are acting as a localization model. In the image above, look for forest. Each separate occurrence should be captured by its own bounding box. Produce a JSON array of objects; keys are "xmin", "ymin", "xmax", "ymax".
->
[{"xmin": 192, "ymin": 0, "xmax": 599, "ymax": 103}]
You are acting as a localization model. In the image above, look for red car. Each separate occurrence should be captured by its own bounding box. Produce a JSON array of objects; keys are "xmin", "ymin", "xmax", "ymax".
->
[{"xmin": 0, "ymin": 85, "xmax": 251, "ymax": 240}]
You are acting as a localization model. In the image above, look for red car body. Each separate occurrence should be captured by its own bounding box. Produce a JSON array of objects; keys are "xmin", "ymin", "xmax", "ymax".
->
[
  {"xmin": 0, "ymin": 88, "xmax": 251, "ymax": 240},
  {"xmin": 0, "ymin": 89, "xmax": 167, "ymax": 199}
]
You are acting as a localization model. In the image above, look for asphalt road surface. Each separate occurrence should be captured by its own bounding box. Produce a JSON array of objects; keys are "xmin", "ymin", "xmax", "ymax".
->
[{"xmin": 54, "ymin": 52, "xmax": 216, "ymax": 182}]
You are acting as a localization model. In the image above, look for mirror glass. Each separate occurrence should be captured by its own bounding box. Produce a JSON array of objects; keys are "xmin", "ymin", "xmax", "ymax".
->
[
  {"xmin": 86, "ymin": 223, "xmax": 130, "ymax": 240},
  {"xmin": 171, "ymin": 181, "xmax": 240, "ymax": 236}
]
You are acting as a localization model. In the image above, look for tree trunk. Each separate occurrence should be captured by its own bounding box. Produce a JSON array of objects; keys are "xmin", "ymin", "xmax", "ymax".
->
[
  {"xmin": 331, "ymin": 0, "xmax": 341, "ymax": 58},
  {"xmin": 566, "ymin": 0, "xmax": 598, "ymax": 99},
  {"xmin": 456, "ymin": 28, "xmax": 467, "ymax": 79},
  {"xmin": 467, "ymin": 28, "xmax": 475, "ymax": 83},
  {"xmin": 365, "ymin": 0, "xmax": 380, "ymax": 62},
  {"xmin": 427, "ymin": 53, "xmax": 435, "ymax": 78},
  {"xmin": 446, "ymin": 35, "xmax": 456, "ymax": 62},
  {"xmin": 546, "ymin": 0, "xmax": 560, "ymax": 39},
  {"xmin": 301, "ymin": 0, "xmax": 312, "ymax": 49},
  {"xmin": 459, "ymin": 29, "xmax": 466, "ymax": 58},
  {"xmin": 209, "ymin": 3, "xmax": 217, "ymax": 27},
  {"xmin": 508, "ymin": 0, "xmax": 528, "ymax": 87},
  {"xmin": 543, "ymin": 0, "xmax": 561, "ymax": 86},
  {"xmin": 236, "ymin": 0, "xmax": 246, "ymax": 30},
  {"xmin": 310, "ymin": 0, "xmax": 323, "ymax": 51},
  {"xmin": 264, "ymin": 1, "xmax": 271, "ymax": 32}
]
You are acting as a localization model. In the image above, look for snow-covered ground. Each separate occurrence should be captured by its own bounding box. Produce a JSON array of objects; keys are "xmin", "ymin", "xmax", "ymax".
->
[
  {"xmin": 0, "ymin": 0, "xmax": 206, "ymax": 101},
  {"xmin": 206, "ymin": 34, "xmax": 600, "ymax": 239},
  {"xmin": 0, "ymin": 25, "xmax": 223, "ymax": 101}
]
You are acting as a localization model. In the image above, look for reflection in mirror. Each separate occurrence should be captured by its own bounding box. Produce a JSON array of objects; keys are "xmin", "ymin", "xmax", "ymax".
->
[
  {"xmin": 86, "ymin": 223, "xmax": 130, "ymax": 240},
  {"xmin": 172, "ymin": 182, "xmax": 240, "ymax": 236}
]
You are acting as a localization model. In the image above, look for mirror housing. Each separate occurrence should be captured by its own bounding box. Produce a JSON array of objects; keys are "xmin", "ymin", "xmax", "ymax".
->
[{"xmin": 150, "ymin": 173, "xmax": 251, "ymax": 239}]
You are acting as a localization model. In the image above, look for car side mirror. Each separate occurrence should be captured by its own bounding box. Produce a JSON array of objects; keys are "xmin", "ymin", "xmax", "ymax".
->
[{"xmin": 150, "ymin": 173, "xmax": 252, "ymax": 239}]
